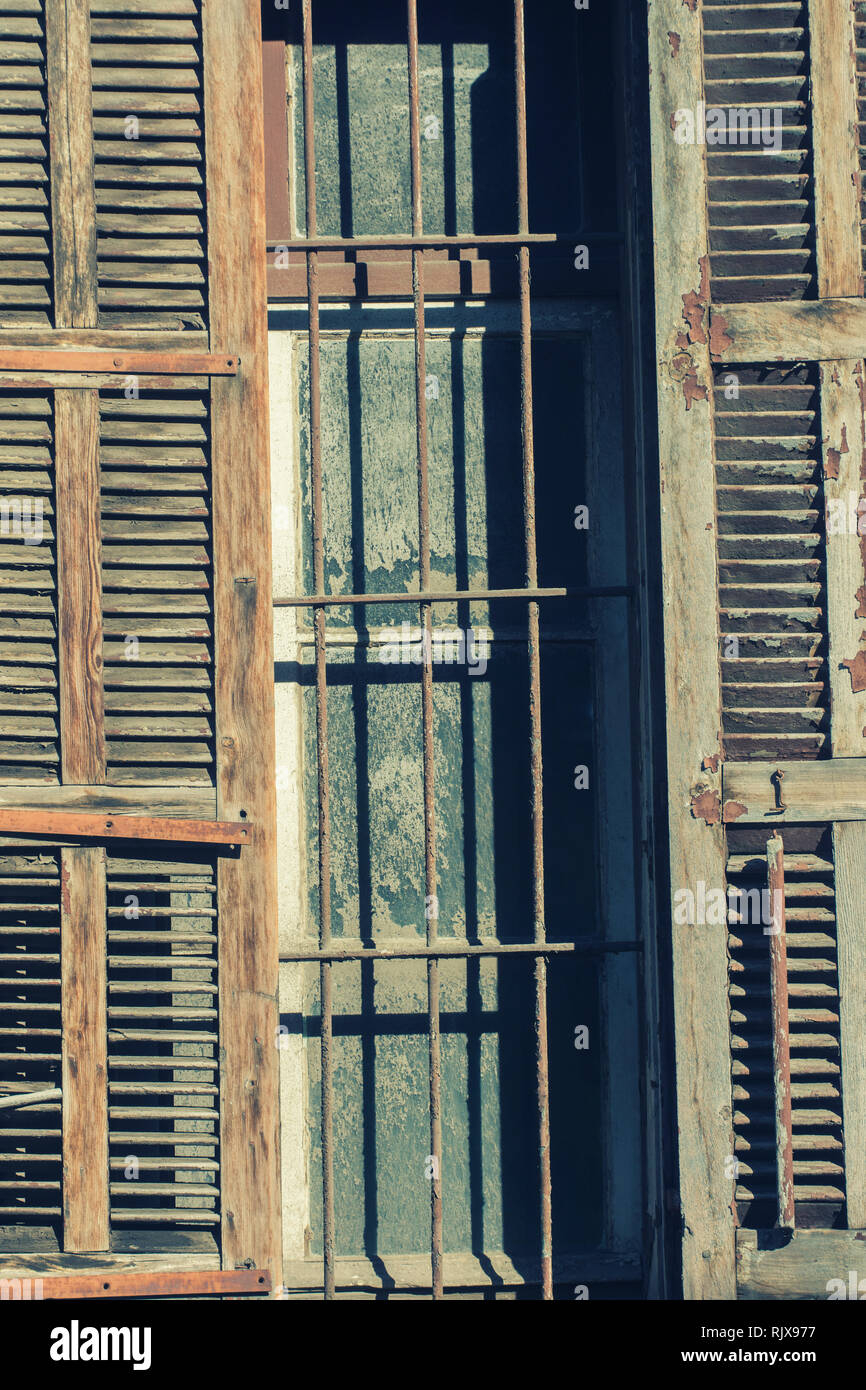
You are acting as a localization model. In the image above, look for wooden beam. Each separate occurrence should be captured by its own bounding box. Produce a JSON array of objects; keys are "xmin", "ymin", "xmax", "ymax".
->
[
  {"xmin": 832, "ymin": 822, "xmax": 866, "ymax": 1227},
  {"xmin": 0, "ymin": 350, "xmax": 237, "ymax": 375},
  {"xmin": 0, "ymin": 809, "xmax": 248, "ymax": 843},
  {"xmin": 0, "ymin": 786, "xmax": 216, "ymax": 817},
  {"xmin": 55, "ymin": 389, "xmax": 105, "ymax": 784},
  {"xmin": 203, "ymin": 0, "xmax": 281, "ymax": 1289},
  {"xmin": 61, "ymin": 846, "xmax": 109, "ymax": 1253},
  {"xmin": 737, "ymin": 1229, "xmax": 866, "ymax": 1299},
  {"xmin": 809, "ymin": 0, "xmax": 861, "ymax": 298},
  {"xmin": 648, "ymin": 0, "xmax": 735, "ymax": 1299},
  {"xmin": 45, "ymin": 0, "xmax": 97, "ymax": 327},
  {"xmin": 0, "ymin": 1268, "xmax": 270, "ymax": 1298},
  {"xmin": 709, "ymin": 300, "xmax": 866, "ymax": 364},
  {"xmin": 722, "ymin": 759, "xmax": 866, "ymax": 823},
  {"xmin": 0, "ymin": 330, "xmax": 209, "ymax": 351}
]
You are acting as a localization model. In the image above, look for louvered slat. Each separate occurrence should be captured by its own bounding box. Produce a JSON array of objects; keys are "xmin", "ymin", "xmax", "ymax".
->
[
  {"xmin": 0, "ymin": 853, "xmax": 61, "ymax": 1222},
  {"xmin": 727, "ymin": 824, "xmax": 845, "ymax": 1225},
  {"xmin": 0, "ymin": 389, "xmax": 56, "ymax": 783},
  {"xmin": 106, "ymin": 852, "xmax": 218, "ymax": 1228},
  {"xmin": 90, "ymin": 0, "xmax": 206, "ymax": 330},
  {"xmin": 100, "ymin": 382, "xmax": 213, "ymax": 785},
  {"xmin": 715, "ymin": 364, "xmax": 828, "ymax": 760},
  {"xmin": 702, "ymin": 0, "xmax": 816, "ymax": 302},
  {"xmin": 0, "ymin": 0, "xmax": 50, "ymax": 326}
]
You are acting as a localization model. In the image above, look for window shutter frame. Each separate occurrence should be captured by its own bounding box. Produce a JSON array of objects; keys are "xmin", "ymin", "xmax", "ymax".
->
[
  {"xmin": 651, "ymin": 0, "xmax": 866, "ymax": 1299},
  {"xmin": 0, "ymin": 0, "xmax": 280, "ymax": 1296}
]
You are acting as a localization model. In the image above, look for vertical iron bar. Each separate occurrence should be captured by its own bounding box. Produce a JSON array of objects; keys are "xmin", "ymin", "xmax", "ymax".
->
[
  {"xmin": 407, "ymin": 0, "xmax": 444, "ymax": 1301},
  {"xmin": 767, "ymin": 834, "xmax": 795, "ymax": 1230},
  {"xmin": 514, "ymin": 0, "xmax": 553, "ymax": 1301},
  {"xmin": 302, "ymin": 0, "xmax": 336, "ymax": 1302}
]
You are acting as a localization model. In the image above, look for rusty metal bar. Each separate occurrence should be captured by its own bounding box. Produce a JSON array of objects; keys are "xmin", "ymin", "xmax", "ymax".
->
[
  {"xmin": 10, "ymin": 1269, "xmax": 271, "ymax": 1299},
  {"xmin": 280, "ymin": 941, "xmax": 642, "ymax": 961},
  {"xmin": 0, "ymin": 350, "xmax": 238, "ymax": 374},
  {"xmin": 271, "ymin": 233, "xmax": 558, "ymax": 250},
  {"xmin": 301, "ymin": 0, "xmax": 336, "ymax": 1304},
  {"xmin": 513, "ymin": 0, "xmax": 553, "ymax": 1302},
  {"xmin": 274, "ymin": 585, "xmax": 632, "ymax": 607},
  {"xmin": 406, "ymin": 0, "xmax": 444, "ymax": 1303},
  {"xmin": 0, "ymin": 809, "xmax": 248, "ymax": 844},
  {"xmin": 767, "ymin": 833, "xmax": 795, "ymax": 1230}
]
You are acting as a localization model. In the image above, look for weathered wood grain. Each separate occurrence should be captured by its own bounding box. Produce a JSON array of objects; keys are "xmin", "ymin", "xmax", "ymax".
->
[
  {"xmin": 820, "ymin": 360, "xmax": 866, "ymax": 757},
  {"xmin": 45, "ymin": 0, "xmax": 97, "ymax": 326},
  {"xmin": 710, "ymin": 300, "xmax": 866, "ymax": 364},
  {"xmin": 203, "ymin": 0, "xmax": 281, "ymax": 1292},
  {"xmin": 809, "ymin": 0, "xmax": 861, "ymax": 298},
  {"xmin": 832, "ymin": 821, "xmax": 866, "ymax": 1227},
  {"xmin": 723, "ymin": 759, "xmax": 866, "ymax": 823},
  {"xmin": 60, "ymin": 844, "xmax": 109, "ymax": 1252},
  {"xmin": 648, "ymin": 0, "xmax": 735, "ymax": 1299},
  {"xmin": 55, "ymin": 388, "xmax": 105, "ymax": 783},
  {"xmin": 737, "ymin": 1229, "xmax": 866, "ymax": 1299}
]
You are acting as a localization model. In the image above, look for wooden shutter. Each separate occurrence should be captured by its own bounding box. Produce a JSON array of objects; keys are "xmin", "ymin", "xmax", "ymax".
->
[
  {"xmin": 650, "ymin": 0, "xmax": 866, "ymax": 1299},
  {"xmin": 0, "ymin": 0, "xmax": 279, "ymax": 1298}
]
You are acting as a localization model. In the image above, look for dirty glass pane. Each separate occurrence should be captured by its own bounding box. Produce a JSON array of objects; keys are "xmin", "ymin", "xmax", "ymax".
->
[
  {"xmin": 293, "ymin": 330, "xmax": 602, "ymax": 1259},
  {"xmin": 279, "ymin": 0, "xmax": 617, "ymax": 239}
]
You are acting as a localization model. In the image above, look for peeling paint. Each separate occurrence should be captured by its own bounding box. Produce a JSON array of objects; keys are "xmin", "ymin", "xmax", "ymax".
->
[
  {"xmin": 683, "ymin": 374, "xmax": 708, "ymax": 411},
  {"xmin": 668, "ymin": 31, "xmax": 680, "ymax": 57},
  {"xmin": 682, "ymin": 0, "xmax": 697, "ymax": 11},
  {"xmin": 709, "ymin": 311, "xmax": 733, "ymax": 358},
  {"xmin": 722, "ymin": 801, "xmax": 747, "ymax": 824},
  {"xmin": 691, "ymin": 788, "xmax": 720, "ymax": 825},
  {"xmin": 702, "ymin": 753, "xmax": 720, "ymax": 774},
  {"xmin": 825, "ymin": 423, "xmax": 849, "ymax": 481},
  {"xmin": 842, "ymin": 650, "xmax": 866, "ymax": 693}
]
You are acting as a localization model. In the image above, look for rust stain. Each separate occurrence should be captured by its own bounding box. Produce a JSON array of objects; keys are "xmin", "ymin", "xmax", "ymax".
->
[
  {"xmin": 683, "ymin": 373, "xmax": 708, "ymax": 411},
  {"xmin": 722, "ymin": 800, "xmax": 748, "ymax": 824},
  {"xmin": 691, "ymin": 788, "xmax": 720, "ymax": 825},
  {"xmin": 668, "ymin": 31, "xmax": 681, "ymax": 57},
  {"xmin": 842, "ymin": 650, "xmax": 866, "ymax": 693},
  {"xmin": 702, "ymin": 753, "xmax": 720, "ymax": 774},
  {"xmin": 709, "ymin": 311, "xmax": 733, "ymax": 358}
]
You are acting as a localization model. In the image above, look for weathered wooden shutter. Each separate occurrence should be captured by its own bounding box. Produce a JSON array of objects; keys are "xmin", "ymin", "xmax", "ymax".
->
[
  {"xmin": 0, "ymin": 0, "xmax": 279, "ymax": 1298},
  {"xmin": 650, "ymin": 0, "xmax": 866, "ymax": 1299}
]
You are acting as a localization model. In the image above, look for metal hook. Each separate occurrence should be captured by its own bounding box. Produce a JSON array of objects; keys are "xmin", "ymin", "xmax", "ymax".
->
[{"xmin": 770, "ymin": 768, "xmax": 787, "ymax": 814}]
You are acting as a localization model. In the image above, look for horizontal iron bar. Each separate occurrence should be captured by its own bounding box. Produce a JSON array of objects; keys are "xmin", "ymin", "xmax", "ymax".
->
[
  {"xmin": 274, "ymin": 586, "xmax": 633, "ymax": 607},
  {"xmin": 271, "ymin": 233, "xmax": 557, "ymax": 250},
  {"xmin": 0, "ymin": 350, "xmax": 238, "ymax": 375},
  {"xmin": 268, "ymin": 232, "xmax": 622, "ymax": 250},
  {"xmin": 280, "ymin": 940, "xmax": 642, "ymax": 960},
  {"xmin": 4, "ymin": 1269, "xmax": 271, "ymax": 1299},
  {"xmin": 0, "ymin": 810, "xmax": 249, "ymax": 844}
]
